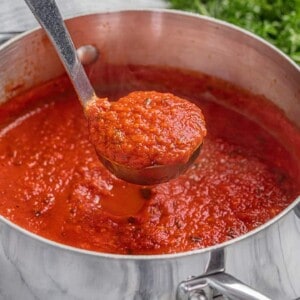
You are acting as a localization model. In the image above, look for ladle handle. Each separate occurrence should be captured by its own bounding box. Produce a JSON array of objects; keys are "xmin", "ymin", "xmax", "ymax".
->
[{"xmin": 24, "ymin": 0, "xmax": 95, "ymax": 106}]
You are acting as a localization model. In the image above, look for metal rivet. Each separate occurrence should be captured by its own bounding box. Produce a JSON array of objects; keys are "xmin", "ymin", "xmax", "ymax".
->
[{"xmin": 76, "ymin": 45, "xmax": 99, "ymax": 65}]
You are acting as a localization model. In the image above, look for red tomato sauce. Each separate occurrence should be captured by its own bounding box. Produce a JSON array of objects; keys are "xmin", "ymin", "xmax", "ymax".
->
[
  {"xmin": 86, "ymin": 91, "xmax": 206, "ymax": 170},
  {"xmin": 0, "ymin": 65, "xmax": 299, "ymax": 254}
]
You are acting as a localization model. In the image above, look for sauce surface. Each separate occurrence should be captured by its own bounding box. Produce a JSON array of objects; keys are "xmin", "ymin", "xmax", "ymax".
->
[
  {"xmin": 0, "ymin": 65, "xmax": 299, "ymax": 254},
  {"xmin": 86, "ymin": 91, "xmax": 206, "ymax": 171}
]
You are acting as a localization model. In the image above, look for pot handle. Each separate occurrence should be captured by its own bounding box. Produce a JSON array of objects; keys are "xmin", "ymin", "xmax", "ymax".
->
[{"xmin": 176, "ymin": 272, "xmax": 271, "ymax": 300}]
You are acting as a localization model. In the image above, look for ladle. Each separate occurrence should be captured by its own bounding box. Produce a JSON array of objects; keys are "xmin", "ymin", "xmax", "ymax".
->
[{"xmin": 25, "ymin": 0, "xmax": 202, "ymax": 185}]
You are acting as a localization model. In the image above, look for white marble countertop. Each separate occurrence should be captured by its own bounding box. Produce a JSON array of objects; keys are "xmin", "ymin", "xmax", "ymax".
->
[{"xmin": 0, "ymin": 0, "xmax": 168, "ymax": 33}]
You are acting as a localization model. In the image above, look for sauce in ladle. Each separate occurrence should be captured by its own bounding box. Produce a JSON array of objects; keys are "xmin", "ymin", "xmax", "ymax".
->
[{"xmin": 85, "ymin": 91, "xmax": 206, "ymax": 184}]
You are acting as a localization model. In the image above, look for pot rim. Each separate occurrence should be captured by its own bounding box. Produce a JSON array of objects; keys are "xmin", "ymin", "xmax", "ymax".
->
[{"xmin": 0, "ymin": 9, "xmax": 299, "ymax": 260}]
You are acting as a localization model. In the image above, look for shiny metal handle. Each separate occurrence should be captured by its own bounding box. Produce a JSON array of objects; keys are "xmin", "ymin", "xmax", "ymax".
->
[
  {"xmin": 24, "ymin": 0, "xmax": 95, "ymax": 106},
  {"xmin": 177, "ymin": 272, "xmax": 271, "ymax": 300}
]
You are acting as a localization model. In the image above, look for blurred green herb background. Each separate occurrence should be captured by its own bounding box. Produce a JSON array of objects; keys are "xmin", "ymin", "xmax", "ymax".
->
[{"xmin": 168, "ymin": 0, "xmax": 300, "ymax": 63}]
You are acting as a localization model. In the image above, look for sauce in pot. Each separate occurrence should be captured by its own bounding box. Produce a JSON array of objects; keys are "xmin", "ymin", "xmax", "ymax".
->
[{"xmin": 0, "ymin": 65, "xmax": 299, "ymax": 254}]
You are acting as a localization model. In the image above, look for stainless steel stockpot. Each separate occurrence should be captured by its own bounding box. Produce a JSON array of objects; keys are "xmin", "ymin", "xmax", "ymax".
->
[{"xmin": 0, "ymin": 10, "xmax": 299, "ymax": 300}]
